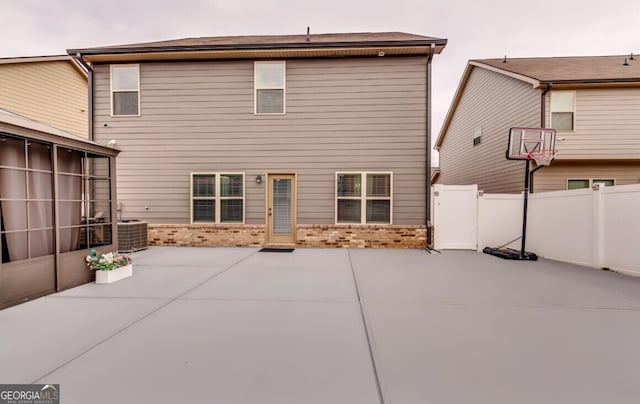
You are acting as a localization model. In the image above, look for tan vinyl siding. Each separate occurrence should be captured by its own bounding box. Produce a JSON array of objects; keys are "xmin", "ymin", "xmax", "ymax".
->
[
  {"xmin": 546, "ymin": 87, "xmax": 640, "ymax": 159},
  {"xmin": 437, "ymin": 67, "xmax": 539, "ymax": 193},
  {"xmin": 533, "ymin": 161, "xmax": 640, "ymax": 192},
  {"xmin": 93, "ymin": 57, "xmax": 427, "ymax": 225},
  {"xmin": 0, "ymin": 61, "xmax": 87, "ymax": 137}
]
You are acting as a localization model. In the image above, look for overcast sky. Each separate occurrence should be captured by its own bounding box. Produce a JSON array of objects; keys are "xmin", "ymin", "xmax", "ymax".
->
[{"xmin": 2, "ymin": 0, "xmax": 639, "ymax": 164}]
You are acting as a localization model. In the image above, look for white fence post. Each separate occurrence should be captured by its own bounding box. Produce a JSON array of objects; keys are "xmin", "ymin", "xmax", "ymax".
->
[{"xmin": 592, "ymin": 183, "xmax": 604, "ymax": 269}]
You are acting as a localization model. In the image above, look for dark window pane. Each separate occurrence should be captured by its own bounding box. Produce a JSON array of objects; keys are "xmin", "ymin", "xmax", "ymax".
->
[
  {"xmin": 366, "ymin": 200, "xmax": 391, "ymax": 224},
  {"xmin": 193, "ymin": 200, "xmax": 215, "ymax": 222},
  {"xmin": 0, "ymin": 136, "xmax": 26, "ymax": 168},
  {"xmin": 88, "ymin": 201, "xmax": 111, "ymax": 223},
  {"xmin": 59, "ymin": 227, "xmax": 86, "ymax": 252},
  {"xmin": 27, "ymin": 141, "xmax": 52, "ymax": 171},
  {"xmin": 193, "ymin": 175, "xmax": 215, "ymax": 197},
  {"xmin": 221, "ymin": 199, "xmax": 243, "ymax": 222},
  {"xmin": 337, "ymin": 199, "xmax": 361, "ymax": 223},
  {"xmin": 256, "ymin": 89, "xmax": 284, "ymax": 113},
  {"xmin": 567, "ymin": 180, "xmax": 589, "ymax": 190},
  {"xmin": 367, "ymin": 174, "xmax": 391, "ymax": 197},
  {"xmin": 1, "ymin": 231, "xmax": 28, "ymax": 262},
  {"xmin": 593, "ymin": 179, "xmax": 615, "ymax": 187},
  {"xmin": 57, "ymin": 149, "xmax": 84, "ymax": 174},
  {"xmin": 0, "ymin": 169, "xmax": 26, "ymax": 199},
  {"xmin": 220, "ymin": 175, "xmax": 243, "ymax": 197},
  {"xmin": 59, "ymin": 201, "xmax": 84, "ymax": 227},
  {"xmin": 113, "ymin": 91, "xmax": 139, "ymax": 115},
  {"xmin": 552, "ymin": 112, "xmax": 573, "ymax": 131},
  {"xmin": 88, "ymin": 224, "xmax": 112, "ymax": 247},
  {"xmin": 30, "ymin": 229, "xmax": 54, "ymax": 258},
  {"xmin": 337, "ymin": 174, "xmax": 361, "ymax": 197}
]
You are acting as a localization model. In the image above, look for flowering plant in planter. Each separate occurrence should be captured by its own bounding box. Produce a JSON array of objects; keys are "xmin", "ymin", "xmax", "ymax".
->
[{"xmin": 86, "ymin": 249, "xmax": 132, "ymax": 271}]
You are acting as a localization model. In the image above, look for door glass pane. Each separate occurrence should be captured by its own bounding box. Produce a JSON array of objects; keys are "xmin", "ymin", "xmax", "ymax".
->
[
  {"xmin": 59, "ymin": 227, "xmax": 86, "ymax": 253},
  {"xmin": 27, "ymin": 141, "xmax": 52, "ymax": 171},
  {"xmin": 29, "ymin": 201, "xmax": 53, "ymax": 229},
  {"xmin": 88, "ymin": 224, "xmax": 112, "ymax": 247},
  {"xmin": 28, "ymin": 172, "xmax": 52, "ymax": 200},
  {"xmin": 366, "ymin": 200, "xmax": 391, "ymax": 223},
  {"xmin": 272, "ymin": 179, "xmax": 291, "ymax": 235},
  {"xmin": 337, "ymin": 174, "xmax": 361, "ymax": 197},
  {"xmin": 0, "ymin": 136, "xmax": 26, "ymax": 168},
  {"xmin": 567, "ymin": 180, "xmax": 589, "ymax": 190},
  {"xmin": 221, "ymin": 199, "xmax": 243, "ymax": 222},
  {"xmin": 0, "ymin": 169, "xmax": 26, "ymax": 199},
  {"xmin": 1, "ymin": 231, "xmax": 28, "ymax": 262},
  {"xmin": 337, "ymin": 199, "xmax": 361, "ymax": 223},
  {"xmin": 0, "ymin": 201, "xmax": 27, "ymax": 231}
]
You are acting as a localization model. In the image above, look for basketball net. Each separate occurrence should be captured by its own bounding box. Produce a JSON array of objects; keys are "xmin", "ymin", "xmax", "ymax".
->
[{"xmin": 529, "ymin": 149, "xmax": 557, "ymax": 166}]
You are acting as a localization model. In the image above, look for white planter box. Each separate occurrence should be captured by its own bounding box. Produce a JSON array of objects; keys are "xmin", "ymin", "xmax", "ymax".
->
[{"xmin": 95, "ymin": 264, "xmax": 133, "ymax": 284}]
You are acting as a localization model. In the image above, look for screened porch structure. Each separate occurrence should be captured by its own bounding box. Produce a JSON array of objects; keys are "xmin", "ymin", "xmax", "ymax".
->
[{"xmin": 0, "ymin": 109, "xmax": 118, "ymax": 309}]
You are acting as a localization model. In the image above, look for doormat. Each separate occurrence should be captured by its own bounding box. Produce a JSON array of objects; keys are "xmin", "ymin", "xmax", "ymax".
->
[{"xmin": 259, "ymin": 247, "xmax": 295, "ymax": 253}]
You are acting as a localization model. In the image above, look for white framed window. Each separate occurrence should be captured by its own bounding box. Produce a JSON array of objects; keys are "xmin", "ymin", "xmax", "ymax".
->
[
  {"xmin": 111, "ymin": 64, "xmax": 140, "ymax": 116},
  {"xmin": 190, "ymin": 173, "xmax": 245, "ymax": 223},
  {"xmin": 550, "ymin": 91, "xmax": 575, "ymax": 131},
  {"xmin": 336, "ymin": 172, "xmax": 392, "ymax": 224},
  {"xmin": 255, "ymin": 61, "xmax": 285, "ymax": 114},
  {"xmin": 472, "ymin": 127, "xmax": 482, "ymax": 146},
  {"xmin": 567, "ymin": 178, "xmax": 615, "ymax": 190}
]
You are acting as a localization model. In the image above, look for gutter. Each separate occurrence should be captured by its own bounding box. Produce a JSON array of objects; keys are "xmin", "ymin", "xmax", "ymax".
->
[
  {"xmin": 68, "ymin": 39, "xmax": 447, "ymax": 56},
  {"xmin": 73, "ymin": 53, "xmax": 94, "ymax": 141},
  {"xmin": 426, "ymin": 43, "xmax": 435, "ymax": 249}
]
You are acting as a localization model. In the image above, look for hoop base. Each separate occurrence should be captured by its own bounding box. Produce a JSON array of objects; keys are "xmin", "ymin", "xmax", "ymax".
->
[{"xmin": 483, "ymin": 247, "xmax": 539, "ymax": 261}]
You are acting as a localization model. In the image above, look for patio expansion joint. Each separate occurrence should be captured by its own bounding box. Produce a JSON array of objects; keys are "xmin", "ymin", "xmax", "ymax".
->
[
  {"xmin": 30, "ymin": 249, "xmax": 260, "ymax": 384},
  {"xmin": 347, "ymin": 248, "xmax": 385, "ymax": 404}
]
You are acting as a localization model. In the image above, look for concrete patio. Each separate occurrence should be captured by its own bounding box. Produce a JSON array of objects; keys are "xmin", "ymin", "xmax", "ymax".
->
[{"xmin": 1, "ymin": 247, "xmax": 640, "ymax": 403}]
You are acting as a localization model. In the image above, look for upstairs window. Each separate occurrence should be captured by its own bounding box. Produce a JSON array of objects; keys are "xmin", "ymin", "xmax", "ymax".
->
[
  {"xmin": 551, "ymin": 91, "xmax": 574, "ymax": 131},
  {"xmin": 336, "ymin": 172, "xmax": 392, "ymax": 224},
  {"xmin": 111, "ymin": 65, "xmax": 140, "ymax": 116},
  {"xmin": 255, "ymin": 62, "xmax": 285, "ymax": 114},
  {"xmin": 191, "ymin": 173, "xmax": 244, "ymax": 224}
]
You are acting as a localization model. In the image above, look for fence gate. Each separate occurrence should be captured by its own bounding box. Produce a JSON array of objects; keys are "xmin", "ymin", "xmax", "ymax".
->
[{"xmin": 433, "ymin": 184, "xmax": 478, "ymax": 250}]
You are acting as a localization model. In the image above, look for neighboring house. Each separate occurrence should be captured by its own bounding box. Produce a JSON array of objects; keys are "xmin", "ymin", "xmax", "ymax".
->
[
  {"xmin": 435, "ymin": 55, "xmax": 640, "ymax": 193},
  {"xmin": 0, "ymin": 55, "xmax": 88, "ymax": 137},
  {"xmin": 68, "ymin": 32, "xmax": 446, "ymax": 248},
  {"xmin": 0, "ymin": 108, "xmax": 118, "ymax": 309}
]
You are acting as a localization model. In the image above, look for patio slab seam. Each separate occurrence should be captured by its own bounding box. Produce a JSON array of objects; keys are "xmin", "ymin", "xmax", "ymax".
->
[{"xmin": 30, "ymin": 248, "xmax": 259, "ymax": 384}]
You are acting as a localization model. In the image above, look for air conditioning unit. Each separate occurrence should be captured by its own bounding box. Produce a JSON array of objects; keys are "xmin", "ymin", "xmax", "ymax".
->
[{"xmin": 118, "ymin": 220, "xmax": 148, "ymax": 252}]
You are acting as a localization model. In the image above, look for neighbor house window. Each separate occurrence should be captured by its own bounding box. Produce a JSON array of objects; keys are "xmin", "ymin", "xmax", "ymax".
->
[
  {"xmin": 551, "ymin": 91, "xmax": 574, "ymax": 131},
  {"xmin": 191, "ymin": 173, "xmax": 244, "ymax": 223},
  {"xmin": 567, "ymin": 178, "xmax": 615, "ymax": 190},
  {"xmin": 255, "ymin": 62, "xmax": 285, "ymax": 114},
  {"xmin": 473, "ymin": 127, "xmax": 482, "ymax": 146},
  {"xmin": 336, "ymin": 172, "xmax": 392, "ymax": 224},
  {"xmin": 111, "ymin": 65, "xmax": 140, "ymax": 116}
]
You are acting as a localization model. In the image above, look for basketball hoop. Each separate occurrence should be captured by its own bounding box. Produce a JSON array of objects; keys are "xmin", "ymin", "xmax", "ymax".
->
[{"xmin": 529, "ymin": 149, "xmax": 557, "ymax": 166}]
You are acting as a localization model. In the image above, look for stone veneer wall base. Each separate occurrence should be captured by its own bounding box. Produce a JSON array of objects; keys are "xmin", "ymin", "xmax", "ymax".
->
[{"xmin": 148, "ymin": 224, "xmax": 426, "ymax": 249}]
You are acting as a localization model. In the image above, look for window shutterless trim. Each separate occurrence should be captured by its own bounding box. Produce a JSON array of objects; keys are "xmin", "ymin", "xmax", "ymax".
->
[
  {"xmin": 254, "ymin": 61, "xmax": 286, "ymax": 115},
  {"xmin": 335, "ymin": 171, "xmax": 393, "ymax": 225},
  {"xmin": 190, "ymin": 172, "xmax": 245, "ymax": 224},
  {"xmin": 110, "ymin": 64, "xmax": 141, "ymax": 117},
  {"xmin": 550, "ymin": 90, "xmax": 575, "ymax": 132}
]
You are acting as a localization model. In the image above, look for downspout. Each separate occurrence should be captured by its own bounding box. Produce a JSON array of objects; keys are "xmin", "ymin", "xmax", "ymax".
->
[
  {"xmin": 530, "ymin": 83, "xmax": 552, "ymax": 192},
  {"xmin": 425, "ymin": 43, "xmax": 435, "ymax": 249},
  {"xmin": 74, "ymin": 53, "xmax": 94, "ymax": 141}
]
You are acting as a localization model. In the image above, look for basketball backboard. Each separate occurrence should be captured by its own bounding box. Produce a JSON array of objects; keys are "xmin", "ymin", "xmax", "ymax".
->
[{"xmin": 506, "ymin": 127, "xmax": 556, "ymax": 161}]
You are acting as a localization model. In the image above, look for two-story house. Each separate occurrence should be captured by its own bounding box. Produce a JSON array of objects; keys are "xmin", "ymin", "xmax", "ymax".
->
[
  {"xmin": 69, "ymin": 32, "xmax": 446, "ymax": 248},
  {"xmin": 435, "ymin": 55, "xmax": 640, "ymax": 193},
  {"xmin": 0, "ymin": 55, "xmax": 88, "ymax": 137}
]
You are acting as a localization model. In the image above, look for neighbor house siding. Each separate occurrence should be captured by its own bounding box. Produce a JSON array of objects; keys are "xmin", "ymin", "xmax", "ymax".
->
[
  {"xmin": 437, "ymin": 67, "xmax": 539, "ymax": 193},
  {"xmin": 533, "ymin": 161, "xmax": 640, "ymax": 192},
  {"xmin": 545, "ymin": 87, "xmax": 640, "ymax": 159},
  {"xmin": 0, "ymin": 61, "xmax": 87, "ymax": 137},
  {"xmin": 92, "ymin": 57, "xmax": 427, "ymax": 225}
]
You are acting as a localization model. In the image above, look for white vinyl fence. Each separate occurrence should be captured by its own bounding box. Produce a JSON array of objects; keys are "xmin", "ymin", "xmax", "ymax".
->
[{"xmin": 434, "ymin": 183, "xmax": 640, "ymax": 276}]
